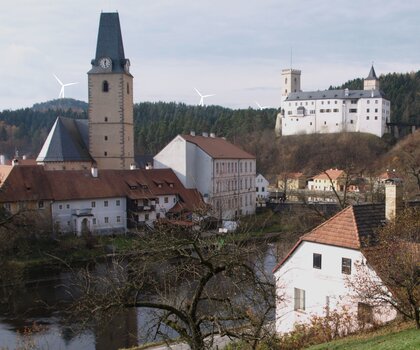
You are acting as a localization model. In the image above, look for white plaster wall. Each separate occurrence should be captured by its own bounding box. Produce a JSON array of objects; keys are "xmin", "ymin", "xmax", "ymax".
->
[
  {"xmin": 274, "ymin": 241, "xmax": 396, "ymax": 334},
  {"xmin": 51, "ymin": 197, "xmax": 126, "ymax": 234},
  {"xmin": 154, "ymin": 136, "xmax": 187, "ymax": 187},
  {"xmin": 281, "ymin": 97, "xmax": 390, "ymax": 138},
  {"xmin": 186, "ymin": 143, "xmax": 212, "ymax": 194},
  {"xmin": 256, "ymin": 174, "xmax": 269, "ymax": 201}
]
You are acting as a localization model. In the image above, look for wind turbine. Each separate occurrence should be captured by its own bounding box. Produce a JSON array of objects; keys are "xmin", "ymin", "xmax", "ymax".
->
[
  {"xmin": 194, "ymin": 88, "xmax": 215, "ymax": 107},
  {"xmin": 53, "ymin": 74, "xmax": 79, "ymax": 98},
  {"xmin": 255, "ymin": 101, "xmax": 271, "ymax": 110}
]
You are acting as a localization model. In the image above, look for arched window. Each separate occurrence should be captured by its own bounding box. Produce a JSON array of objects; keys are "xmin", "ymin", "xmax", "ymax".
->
[{"xmin": 102, "ymin": 80, "xmax": 109, "ymax": 92}]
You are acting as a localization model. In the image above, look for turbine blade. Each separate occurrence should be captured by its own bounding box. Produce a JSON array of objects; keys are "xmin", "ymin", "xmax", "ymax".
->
[
  {"xmin": 194, "ymin": 88, "xmax": 203, "ymax": 97},
  {"xmin": 53, "ymin": 74, "xmax": 64, "ymax": 86},
  {"xmin": 203, "ymin": 94, "xmax": 215, "ymax": 98},
  {"xmin": 255, "ymin": 102, "xmax": 262, "ymax": 109},
  {"xmin": 63, "ymin": 82, "xmax": 79, "ymax": 87}
]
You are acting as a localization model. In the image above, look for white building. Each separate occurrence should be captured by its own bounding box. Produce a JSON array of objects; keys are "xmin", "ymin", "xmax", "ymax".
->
[
  {"xmin": 154, "ymin": 132, "xmax": 256, "ymax": 219},
  {"xmin": 0, "ymin": 165, "xmax": 203, "ymax": 235},
  {"xmin": 276, "ymin": 66, "xmax": 391, "ymax": 138},
  {"xmin": 256, "ymin": 174, "xmax": 269, "ymax": 203},
  {"xmin": 273, "ymin": 181, "xmax": 405, "ymax": 334}
]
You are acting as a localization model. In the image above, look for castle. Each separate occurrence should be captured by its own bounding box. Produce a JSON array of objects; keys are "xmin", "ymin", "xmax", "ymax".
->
[{"xmin": 275, "ymin": 66, "xmax": 391, "ymax": 138}]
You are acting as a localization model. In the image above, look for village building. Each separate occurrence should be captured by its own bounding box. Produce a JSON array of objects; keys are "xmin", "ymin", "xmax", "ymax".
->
[
  {"xmin": 0, "ymin": 164, "xmax": 203, "ymax": 235},
  {"xmin": 273, "ymin": 180, "xmax": 409, "ymax": 334},
  {"xmin": 255, "ymin": 174, "xmax": 269, "ymax": 204},
  {"xmin": 276, "ymin": 66, "xmax": 391, "ymax": 138},
  {"xmin": 154, "ymin": 132, "xmax": 256, "ymax": 219}
]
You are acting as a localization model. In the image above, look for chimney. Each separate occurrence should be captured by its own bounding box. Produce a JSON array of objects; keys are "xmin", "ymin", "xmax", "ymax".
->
[
  {"xmin": 0, "ymin": 155, "xmax": 5, "ymax": 165},
  {"xmin": 210, "ymin": 132, "xmax": 216, "ymax": 138},
  {"xmin": 190, "ymin": 130, "xmax": 196, "ymax": 136},
  {"xmin": 22, "ymin": 155, "xmax": 27, "ymax": 160},
  {"xmin": 344, "ymin": 88, "xmax": 349, "ymax": 97},
  {"xmin": 370, "ymin": 89, "xmax": 374, "ymax": 98},
  {"xmin": 11, "ymin": 158, "xmax": 19, "ymax": 167},
  {"xmin": 145, "ymin": 163, "xmax": 153, "ymax": 170},
  {"xmin": 130, "ymin": 163, "xmax": 136, "ymax": 170},
  {"xmin": 202, "ymin": 132, "xmax": 208, "ymax": 137},
  {"xmin": 385, "ymin": 178, "xmax": 403, "ymax": 221},
  {"xmin": 91, "ymin": 165, "xmax": 98, "ymax": 178}
]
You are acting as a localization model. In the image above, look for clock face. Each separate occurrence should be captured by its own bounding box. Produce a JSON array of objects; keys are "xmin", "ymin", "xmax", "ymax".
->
[{"xmin": 99, "ymin": 57, "xmax": 112, "ymax": 69}]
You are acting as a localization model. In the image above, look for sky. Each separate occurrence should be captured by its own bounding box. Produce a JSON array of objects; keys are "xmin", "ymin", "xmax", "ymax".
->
[{"xmin": 1, "ymin": 0, "xmax": 419, "ymax": 110}]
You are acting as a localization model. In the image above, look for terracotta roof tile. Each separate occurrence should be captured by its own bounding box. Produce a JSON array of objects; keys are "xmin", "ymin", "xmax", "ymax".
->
[
  {"xmin": 182, "ymin": 134, "xmax": 255, "ymax": 159},
  {"xmin": 314, "ymin": 169, "xmax": 345, "ymax": 180},
  {"xmin": 273, "ymin": 203, "xmax": 385, "ymax": 273}
]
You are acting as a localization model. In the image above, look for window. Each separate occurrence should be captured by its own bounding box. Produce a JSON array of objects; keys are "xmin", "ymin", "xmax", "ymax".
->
[
  {"xmin": 164, "ymin": 197, "xmax": 168, "ymax": 203},
  {"xmin": 358, "ymin": 302, "xmax": 373, "ymax": 323},
  {"xmin": 116, "ymin": 200, "xmax": 120, "ymax": 206},
  {"xmin": 294, "ymin": 288, "xmax": 306, "ymax": 311},
  {"xmin": 350, "ymin": 120, "xmax": 354, "ymax": 124},
  {"xmin": 333, "ymin": 108, "xmax": 339, "ymax": 112},
  {"xmin": 351, "ymin": 99, "xmax": 357, "ymax": 104},
  {"xmin": 375, "ymin": 116, "xmax": 378, "ymax": 120},
  {"xmin": 216, "ymin": 163, "xmax": 219, "ymax": 173},
  {"xmin": 310, "ymin": 122, "xmax": 313, "ymax": 125},
  {"xmin": 366, "ymin": 108, "xmax": 370, "ymax": 113},
  {"xmin": 145, "ymin": 213, "xmax": 149, "ymax": 220},
  {"xmin": 367, "ymin": 100, "xmax": 370, "ymax": 104},
  {"xmin": 38, "ymin": 200, "xmax": 44, "ymax": 209},
  {"xmin": 59, "ymin": 204, "xmax": 63, "ymax": 210},
  {"xmin": 324, "ymin": 121, "xmax": 327, "ymax": 125},
  {"xmin": 155, "ymin": 197, "xmax": 159, "ymax": 204},
  {"xmin": 104, "ymin": 217, "xmax": 109, "ymax": 224},
  {"xmin": 262, "ymin": 187, "xmax": 265, "ymax": 192},
  {"xmin": 102, "ymin": 80, "xmax": 109, "ymax": 92},
  {"xmin": 349, "ymin": 108, "xmax": 357, "ymax": 113},
  {"xmin": 93, "ymin": 218, "xmax": 96, "ymax": 225},
  {"xmin": 91, "ymin": 201, "xmax": 96, "ymax": 208},
  {"xmin": 67, "ymin": 221, "xmax": 70, "ymax": 226},
  {"xmin": 127, "ymin": 82, "xmax": 130, "ymax": 94},
  {"xmin": 116, "ymin": 216, "xmax": 121, "ymax": 223},
  {"xmin": 104, "ymin": 200, "xmax": 108, "ymax": 207},
  {"xmin": 104, "ymin": 117, "xmax": 108, "ymax": 122},
  {"xmin": 156, "ymin": 213, "xmax": 160, "ymax": 219},
  {"xmin": 342, "ymin": 258, "xmax": 352, "ymax": 274},
  {"xmin": 313, "ymin": 253, "xmax": 322, "ymax": 269},
  {"xmin": 104, "ymin": 151, "xmax": 107, "ymax": 156},
  {"xmin": 366, "ymin": 116, "xmax": 370, "ymax": 120},
  {"xmin": 104, "ymin": 136, "xmax": 108, "ymax": 141},
  {"xmin": 3, "ymin": 203, "xmax": 11, "ymax": 211},
  {"xmin": 66, "ymin": 204, "xmax": 70, "ymax": 209},
  {"xmin": 375, "ymin": 108, "xmax": 378, "ymax": 113}
]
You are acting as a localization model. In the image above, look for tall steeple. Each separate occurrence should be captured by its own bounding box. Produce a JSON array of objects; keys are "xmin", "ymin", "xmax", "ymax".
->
[
  {"xmin": 88, "ymin": 12, "xmax": 135, "ymax": 170},
  {"xmin": 364, "ymin": 65, "xmax": 380, "ymax": 91}
]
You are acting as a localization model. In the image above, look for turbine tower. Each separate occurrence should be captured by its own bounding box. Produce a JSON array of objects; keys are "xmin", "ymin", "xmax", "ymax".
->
[
  {"xmin": 194, "ymin": 88, "xmax": 215, "ymax": 106},
  {"xmin": 255, "ymin": 101, "xmax": 271, "ymax": 110},
  {"xmin": 53, "ymin": 74, "xmax": 79, "ymax": 98}
]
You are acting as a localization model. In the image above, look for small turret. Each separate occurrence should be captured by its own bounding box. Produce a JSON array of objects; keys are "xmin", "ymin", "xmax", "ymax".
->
[{"xmin": 364, "ymin": 65, "xmax": 380, "ymax": 91}]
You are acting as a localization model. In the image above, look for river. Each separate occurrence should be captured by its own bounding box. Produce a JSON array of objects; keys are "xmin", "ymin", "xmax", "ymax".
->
[{"xmin": 0, "ymin": 243, "xmax": 279, "ymax": 350}]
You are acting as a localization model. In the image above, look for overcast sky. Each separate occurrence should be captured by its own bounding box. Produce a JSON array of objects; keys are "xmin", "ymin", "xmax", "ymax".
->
[{"xmin": 1, "ymin": 0, "xmax": 419, "ymax": 110}]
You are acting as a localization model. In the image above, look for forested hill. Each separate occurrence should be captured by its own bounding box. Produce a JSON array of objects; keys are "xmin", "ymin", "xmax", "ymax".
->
[
  {"xmin": 330, "ymin": 70, "xmax": 420, "ymax": 125},
  {"xmin": 134, "ymin": 102, "xmax": 276, "ymax": 155},
  {"xmin": 0, "ymin": 102, "xmax": 277, "ymax": 157}
]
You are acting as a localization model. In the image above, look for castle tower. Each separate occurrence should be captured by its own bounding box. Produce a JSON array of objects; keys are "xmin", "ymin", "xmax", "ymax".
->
[
  {"xmin": 364, "ymin": 65, "xmax": 380, "ymax": 91},
  {"xmin": 88, "ymin": 12, "xmax": 135, "ymax": 170},
  {"xmin": 281, "ymin": 68, "xmax": 301, "ymax": 105}
]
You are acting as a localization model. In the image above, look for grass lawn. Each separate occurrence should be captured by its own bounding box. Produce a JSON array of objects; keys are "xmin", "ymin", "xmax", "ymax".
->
[{"xmin": 307, "ymin": 323, "xmax": 420, "ymax": 350}]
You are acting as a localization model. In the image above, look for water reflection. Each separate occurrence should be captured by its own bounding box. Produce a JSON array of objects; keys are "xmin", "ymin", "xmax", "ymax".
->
[{"xmin": 0, "ymin": 243, "xmax": 280, "ymax": 349}]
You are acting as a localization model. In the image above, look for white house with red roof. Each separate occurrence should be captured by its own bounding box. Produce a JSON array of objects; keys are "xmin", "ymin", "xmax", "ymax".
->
[
  {"xmin": 154, "ymin": 132, "xmax": 256, "ymax": 219},
  {"xmin": 273, "ymin": 181, "xmax": 403, "ymax": 334}
]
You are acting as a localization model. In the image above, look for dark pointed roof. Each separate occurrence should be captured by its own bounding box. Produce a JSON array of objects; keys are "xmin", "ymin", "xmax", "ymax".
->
[
  {"xmin": 36, "ymin": 117, "xmax": 92, "ymax": 163},
  {"xmin": 366, "ymin": 65, "xmax": 378, "ymax": 80},
  {"xmin": 90, "ymin": 12, "xmax": 128, "ymax": 73}
]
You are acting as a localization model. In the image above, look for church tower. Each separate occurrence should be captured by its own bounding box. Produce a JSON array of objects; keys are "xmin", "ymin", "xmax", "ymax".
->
[
  {"xmin": 364, "ymin": 65, "xmax": 380, "ymax": 91},
  {"xmin": 88, "ymin": 12, "xmax": 135, "ymax": 170}
]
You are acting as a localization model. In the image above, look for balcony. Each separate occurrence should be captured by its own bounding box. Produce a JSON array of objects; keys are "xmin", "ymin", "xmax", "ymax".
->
[{"xmin": 136, "ymin": 205, "xmax": 155, "ymax": 212}]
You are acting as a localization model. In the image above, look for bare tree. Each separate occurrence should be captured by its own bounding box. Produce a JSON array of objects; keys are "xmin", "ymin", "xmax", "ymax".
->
[
  {"xmin": 69, "ymin": 223, "xmax": 278, "ymax": 349},
  {"xmin": 347, "ymin": 207, "xmax": 420, "ymax": 329}
]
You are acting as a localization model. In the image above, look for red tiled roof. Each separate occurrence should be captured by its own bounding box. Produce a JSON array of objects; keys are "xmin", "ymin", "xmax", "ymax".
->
[
  {"xmin": 182, "ymin": 134, "xmax": 255, "ymax": 159},
  {"xmin": 314, "ymin": 169, "xmax": 345, "ymax": 180},
  {"xmin": 0, "ymin": 166, "xmax": 204, "ymax": 212},
  {"xmin": 273, "ymin": 203, "xmax": 385, "ymax": 273}
]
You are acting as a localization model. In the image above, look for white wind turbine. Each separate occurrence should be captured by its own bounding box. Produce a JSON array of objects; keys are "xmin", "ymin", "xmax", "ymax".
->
[
  {"xmin": 53, "ymin": 74, "xmax": 79, "ymax": 98},
  {"xmin": 255, "ymin": 101, "xmax": 271, "ymax": 110},
  {"xmin": 194, "ymin": 88, "xmax": 215, "ymax": 107}
]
